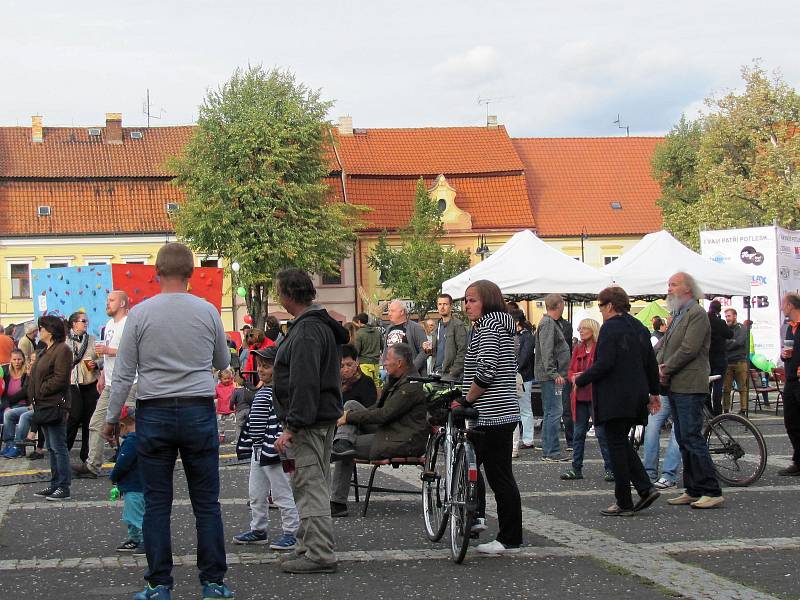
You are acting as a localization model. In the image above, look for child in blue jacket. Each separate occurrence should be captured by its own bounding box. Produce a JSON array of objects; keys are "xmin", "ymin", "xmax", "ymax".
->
[{"xmin": 110, "ymin": 406, "xmax": 144, "ymax": 553}]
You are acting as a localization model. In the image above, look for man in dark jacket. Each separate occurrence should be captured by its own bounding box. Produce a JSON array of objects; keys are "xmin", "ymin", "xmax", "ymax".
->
[
  {"xmin": 381, "ymin": 300, "xmax": 427, "ymax": 374},
  {"xmin": 329, "ymin": 343, "xmax": 427, "ymax": 517},
  {"xmin": 723, "ymin": 308, "xmax": 749, "ymax": 413},
  {"xmin": 707, "ymin": 301, "xmax": 733, "ymax": 416},
  {"xmin": 428, "ymin": 293, "xmax": 468, "ymax": 380},
  {"xmin": 273, "ymin": 268, "xmax": 348, "ymax": 575}
]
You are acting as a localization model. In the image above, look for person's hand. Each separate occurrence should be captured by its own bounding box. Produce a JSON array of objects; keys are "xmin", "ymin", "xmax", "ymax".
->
[
  {"xmin": 648, "ymin": 394, "xmax": 661, "ymax": 415},
  {"xmin": 555, "ymin": 375, "xmax": 565, "ymax": 386},
  {"xmin": 450, "ymin": 400, "xmax": 462, "ymax": 410},
  {"xmin": 101, "ymin": 423, "xmax": 119, "ymax": 444},
  {"xmin": 26, "ymin": 431, "xmax": 36, "ymax": 441},
  {"xmin": 86, "ymin": 360, "xmax": 97, "ymax": 371},
  {"xmin": 274, "ymin": 430, "xmax": 294, "ymax": 454},
  {"xmin": 658, "ymin": 364, "xmax": 669, "ymax": 385},
  {"xmin": 336, "ymin": 411, "xmax": 348, "ymax": 427},
  {"xmin": 96, "ymin": 374, "xmax": 105, "ymax": 395}
]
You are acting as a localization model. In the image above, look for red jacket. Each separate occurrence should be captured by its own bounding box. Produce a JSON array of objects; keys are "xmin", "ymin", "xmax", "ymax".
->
[
  {"xmin": 244, "ymin": 337, "xmax": 275, "ymax": 375},
  {"xmin": 568, "ymin": 341, "xmax": 596, "ymax": 420}
]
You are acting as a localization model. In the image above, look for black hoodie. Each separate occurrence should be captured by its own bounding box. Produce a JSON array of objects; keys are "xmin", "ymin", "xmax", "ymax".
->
[{"xmin": 273, "ymin": 304, "xmax": 349, "ymax": 430}]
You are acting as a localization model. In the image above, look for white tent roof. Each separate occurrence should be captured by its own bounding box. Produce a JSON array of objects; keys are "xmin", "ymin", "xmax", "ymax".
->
[
  {"xmin": 601, "ymin": 230, "xmax": 751, "ymax": 296},
  {"xmin": 442, "ymin": 229, "xmax": 613, "ymax": 298}
]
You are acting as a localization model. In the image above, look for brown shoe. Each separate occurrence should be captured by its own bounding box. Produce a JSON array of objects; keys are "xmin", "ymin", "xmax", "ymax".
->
[
  {"xmin": 690, "ymin": 495, "xmax": 724, "ymax": 509},
  {"xmin": 667, "ymin": 493, "xmax": 699, "ymax": 506},
  {"xmin": 280, "ymin": 556, "xmax": 337, "ymax": 574},
  {"xmin": 777, "ymin": 463, "xmax": 800, "ymax": 476},
  {"xmin": 72, "ymin": 463, "xmax": 98, "ymax": 478}
]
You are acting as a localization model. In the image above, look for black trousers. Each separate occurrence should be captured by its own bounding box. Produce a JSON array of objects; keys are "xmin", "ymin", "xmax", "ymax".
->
[
  {"xmin": 603, "ymin": 418, "xmax": 652, "ymax": 510},
  {"xmin": 784, "ymin": 381, "xmax": 800, "ymax": 465},
  {"xmin": 472, "ymin": 422, "xmax": 523, "ymax": 546},
  {"xmin": 562, "ymin": 380, "xmax": 574, "ymax": 447},
  {"xmin": 709, "ymin": 359, "xmax": 726, "ymax": 416},
  {"xmin": 67, "ymin": 383, "xmax": 99, "ymax": 462}
]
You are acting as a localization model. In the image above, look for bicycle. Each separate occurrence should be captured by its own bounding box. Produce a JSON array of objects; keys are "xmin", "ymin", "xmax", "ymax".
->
[
  {"xmin": 630, "ymin": 395, "xmax": 767, "ymax": 486},
  {"xmin": 413, "ymin": 375, "xmax": 480, "ymax": 564}
]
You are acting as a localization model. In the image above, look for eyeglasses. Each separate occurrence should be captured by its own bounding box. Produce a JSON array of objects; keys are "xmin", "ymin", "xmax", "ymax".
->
[
  {"xmin": 76, "ymin": 319, "xmax": 88, "ymax": 324},
  {"xmin": 598, "ymin": 303, "xmax": 608, "ymax": 309}
]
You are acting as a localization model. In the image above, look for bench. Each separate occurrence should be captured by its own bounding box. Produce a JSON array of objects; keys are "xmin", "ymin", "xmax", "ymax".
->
[{"xmin": 350, "ymin": 456, "xmax": 425, "ymax": 517}]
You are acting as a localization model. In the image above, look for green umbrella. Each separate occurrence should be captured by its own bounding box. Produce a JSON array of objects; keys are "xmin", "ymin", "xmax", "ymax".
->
[{"xmin": 634, "ymin": 301, "xmax": 669, "ymax": 328}]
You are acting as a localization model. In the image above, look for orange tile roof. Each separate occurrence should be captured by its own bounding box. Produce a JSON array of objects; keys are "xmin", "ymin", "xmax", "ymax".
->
[
  {"xmin": 0, "ymin": 180, "xmax": 180, "ymax": 235},
  {"xmin": 0, "ymin": 126, "xmax": 193, "ymax": 178},
  {"xmin": 346, "ymin": 174, "xmax": 534, "ymax": 231},
  {"xmin": 512, "ymin": 137, "xmax": 663, "ymax": 237},
  {"xmin": 333, "ymin": 126, "xmax": 524, "ymax": 176}
]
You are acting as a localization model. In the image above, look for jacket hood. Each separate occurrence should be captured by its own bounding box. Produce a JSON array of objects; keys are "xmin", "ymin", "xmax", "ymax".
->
[
  {"xmin": 479, "ymin": 311, "xmax": 516, "ymax": 336},
  {"xmin": 291, "ymin": 304, "xmax": 350, "ymax": 344}
]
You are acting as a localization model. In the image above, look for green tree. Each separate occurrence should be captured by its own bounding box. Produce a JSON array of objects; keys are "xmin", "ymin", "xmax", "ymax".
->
[
  {"xmin": 169, "ymin": 66, "xmax": 365, "ymax": 327},
  {"xmin": 367, "ymin": 178, "xmax": 470, "ymax": 316},
  {"xmin": 654, "ymin": 63, "xmax": 800, "ymax": 249}
]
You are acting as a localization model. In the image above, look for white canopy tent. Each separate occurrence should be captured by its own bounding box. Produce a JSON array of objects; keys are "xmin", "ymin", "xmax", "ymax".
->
[
  {"xmin": 441, "ymin": 229, "xmax": 613, "ymax": 298},
  {"xmin": 601, "ymin": 230, "xmax": 751, "ymax": 297}
]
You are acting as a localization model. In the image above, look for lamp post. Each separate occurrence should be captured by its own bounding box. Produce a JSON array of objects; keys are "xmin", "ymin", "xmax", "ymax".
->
[
  {"xmin": 476, "ymin": 235, "xmax": 491, "ymax": 261},
  {"xmin": 580, "ymin": 227, "xmax": 589, "ymax": 263}
]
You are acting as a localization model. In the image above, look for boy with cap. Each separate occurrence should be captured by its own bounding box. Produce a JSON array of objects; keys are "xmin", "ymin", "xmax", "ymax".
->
[
  {"xmin": 110, "ymin": 406, "xmax": 145, "ymax": 554},
  {"xmin": 233, "ymin": 346, "xmax": 299, "ymax": 549}
]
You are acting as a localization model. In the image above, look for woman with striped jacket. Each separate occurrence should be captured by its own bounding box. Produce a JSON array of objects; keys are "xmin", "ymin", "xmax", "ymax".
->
[{"xmin": 461, "ymin": 280, "xmax": 523, "ymax": 555}]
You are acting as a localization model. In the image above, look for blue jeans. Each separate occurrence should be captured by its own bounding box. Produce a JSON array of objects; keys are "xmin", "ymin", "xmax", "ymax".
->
[
  {"xmin": 540, "ymin": 379, "xmax": 563, "ymax": 457},
  {"xmin": 572, "ymin": 402, "xmax": 612, "ymax": 472},
  {"xmin": 668, "ymin": 393, "xmax": 722, "ymax": 497},
  {"xmin": 42, "ymin": 421, "xmax": 70, "ymax": 490},
  {"xmin": 2, "ymin": 406, "xmax": 29, "ymax": 444},
  {"xmin": 123, "ymin": 491, "xmax": 145, "ymax": 544},
  {"xmin": 137, "ymin": 400, "xmax": 227, "ymax": 588},
  {"xmin": 643, "ymin": 395, "xmax": 682, "ymax": 482},
  {"xmin": 518, "ymin": 381, "xmax": 534, "ymax": 446}
]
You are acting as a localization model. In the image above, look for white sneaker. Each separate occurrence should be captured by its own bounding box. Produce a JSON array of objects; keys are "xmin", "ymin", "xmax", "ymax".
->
[
  {"xmin": 654, "ymin": 477, "xmax": 676, "ymax": 490},
  {"xmin": 586, "ymin": 426, "xmax": 596, "ymax": 437},
  {"xmin": 476, "ymin": 540, "xmax": 521, "ymax": 555},
  {"xmin": 471, "ymin": 518, "xmax": 488, "ymax": 534}
]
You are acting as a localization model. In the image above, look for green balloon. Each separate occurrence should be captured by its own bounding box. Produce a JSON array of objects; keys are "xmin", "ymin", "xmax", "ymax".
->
[
  {"xmin": 236, "ymin": 286, "xmax": 247, "ymax": 298},
  {"xmin": 750, "ymin": 353, "xmax": 776, "ymax": 372},
  {"xmin": 0, "ymin": 365, "xmax": 3, "ymax": 378}
]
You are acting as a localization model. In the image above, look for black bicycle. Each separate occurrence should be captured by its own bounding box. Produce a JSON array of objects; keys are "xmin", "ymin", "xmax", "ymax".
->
[{"xmin": 414, "ymin": 375, "xmax": 479, "ymax": 564}]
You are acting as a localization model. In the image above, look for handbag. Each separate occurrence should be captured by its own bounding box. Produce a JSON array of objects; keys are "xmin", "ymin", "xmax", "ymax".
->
[{"xmin": 31, "ymin": 398, "xmax": 67, "ymax": 426}]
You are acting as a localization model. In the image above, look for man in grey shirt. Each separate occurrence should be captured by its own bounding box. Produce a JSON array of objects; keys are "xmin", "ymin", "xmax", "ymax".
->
[{"xmin": 103, "ymin": 243, "xmax": 233, "ymax": 600}]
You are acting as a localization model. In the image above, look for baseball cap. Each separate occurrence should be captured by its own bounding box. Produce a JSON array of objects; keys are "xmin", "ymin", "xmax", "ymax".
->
[
  {"xmin": 240, "ymin": 324, "xmax": 252, "ymax": 331},
  {"xmin": 252, "ymin": 346, "xmax": 278, "ymax": 362}
]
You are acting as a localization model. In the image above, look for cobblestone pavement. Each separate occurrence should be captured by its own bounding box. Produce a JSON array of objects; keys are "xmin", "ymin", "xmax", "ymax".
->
[{"xmin": 0, "ymin": 412, "xmax": 798, "ymax": 599}]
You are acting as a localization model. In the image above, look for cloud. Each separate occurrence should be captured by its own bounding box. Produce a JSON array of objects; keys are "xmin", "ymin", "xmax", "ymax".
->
[{"xmin": 432, "ymin": 46, "xmax": 501, "ymax": 86}]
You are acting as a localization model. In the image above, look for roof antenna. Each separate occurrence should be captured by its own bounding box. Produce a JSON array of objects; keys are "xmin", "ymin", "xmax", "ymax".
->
[
  {"xmin": 613, "ymin": 114, "xmax": 630, "ymax": 137},
  {"xmin": 142, "ymin": 89, "xmax": 166, "ymax": 128},
  {"xmin": 477, "ymin": 96, "xmax": 512, "ymax": 124}
]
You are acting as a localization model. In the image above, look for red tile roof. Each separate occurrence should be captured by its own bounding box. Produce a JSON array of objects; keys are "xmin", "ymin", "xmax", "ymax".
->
[
  {"xmin": 512, "ymin": 137, "xmax": 663, "ymax": 237},
  {"xmin": 333, "ymin": 126, "xmax": 524, "ymax": 176},
  {"xmin": 0, "ymin": 180, "xmax": 180, "ymax": 235},
  {"xmin": 0, "ymin": 126, "xmax": 193, "ymax": 178},
  {"xmin": 346, "ymin": 174, "xmax": 534, "ymax": 231}
]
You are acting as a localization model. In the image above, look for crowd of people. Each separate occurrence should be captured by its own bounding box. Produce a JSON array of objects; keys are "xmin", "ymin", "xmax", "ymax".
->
[{"xmin": 2, "ymin": 244, "xmax": 799, "ymax": 599}]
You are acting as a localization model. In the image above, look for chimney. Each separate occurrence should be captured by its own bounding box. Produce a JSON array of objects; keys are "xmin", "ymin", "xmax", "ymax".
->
[
  {"xmin": 105, "ymin": 112, "xmax": 123, "ymax": 144},
  {"xmin": 337, "ymin": 115, "xmax": 353, "ymax": 136},
  {"xmin": 31, "ymin": 115, "xmax": 43, "ymax": 143},
  {"xmin": 486, "ymin": 115, "xmax": 498, "ymax": 128}
]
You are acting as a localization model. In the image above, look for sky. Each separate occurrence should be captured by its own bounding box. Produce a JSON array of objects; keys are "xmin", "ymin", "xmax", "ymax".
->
[{"xmin": 2, "ymin": 0, "xmax": 799, "ymax": 137}]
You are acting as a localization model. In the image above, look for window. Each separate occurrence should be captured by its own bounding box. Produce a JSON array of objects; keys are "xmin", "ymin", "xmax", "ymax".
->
[
  {"xmin": 88, "ymin": 261, "xmax": 108, "ymax": 266},
  {"xmin": 48, "ymin": 262, "xmax": 69, "ymax": 269},
  {"xmin": 84, "ymin": 256, "xmax": 111, "ymax": 266},
  {"xmin": 200, "ymin": 258, "xmax": 219, "ymax": 268},
  {"xmin": 603, "ymin": 256, "xmax": 620, "ymax": 265},
  {"xmin": 125, "ymin": 260, "xmax": 145, "ymax": 265},
  {"xmin": 321, "ymin": 262, "xmax": 343, "ymax": 286},
  {"xmin": 10, "ymin": 263, "xmax": 31, "ymax": 298}
]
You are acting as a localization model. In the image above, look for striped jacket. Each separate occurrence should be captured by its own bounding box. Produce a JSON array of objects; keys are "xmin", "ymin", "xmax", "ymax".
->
[
  {"xmin": 462, "ymin": 311, "xmax": 521, "ymax": 427},
  {"xmin": 235, "ymin": 386, "xmax": 282, "ymax": 465}
]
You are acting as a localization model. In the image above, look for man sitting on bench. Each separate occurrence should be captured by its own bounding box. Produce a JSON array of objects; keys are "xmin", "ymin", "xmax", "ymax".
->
[{"xmin": 329, "ymin": 343, "xmax": 428, "ymax": 518}]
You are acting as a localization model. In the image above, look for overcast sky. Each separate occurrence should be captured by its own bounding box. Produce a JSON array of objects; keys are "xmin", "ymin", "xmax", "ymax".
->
[{"xmin": 3, "ymin": 1, "xmax": 798, "ymax": 137}]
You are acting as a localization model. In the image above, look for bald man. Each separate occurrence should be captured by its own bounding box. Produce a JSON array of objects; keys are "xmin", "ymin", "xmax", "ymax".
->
[{"xmin": 380, "ymin": 300, "xmax": 428, "ymax": 375}]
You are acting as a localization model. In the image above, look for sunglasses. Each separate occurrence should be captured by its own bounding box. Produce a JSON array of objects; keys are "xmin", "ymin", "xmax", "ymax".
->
[{"xmin": 76, "ymin": 319, "xmax": 88, "ymax": 323}]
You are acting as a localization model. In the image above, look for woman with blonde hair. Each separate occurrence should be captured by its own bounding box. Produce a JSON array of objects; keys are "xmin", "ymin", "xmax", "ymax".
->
[{"xmin": 561, "ymin": 318, "xmax": 613, "ymax": 481}]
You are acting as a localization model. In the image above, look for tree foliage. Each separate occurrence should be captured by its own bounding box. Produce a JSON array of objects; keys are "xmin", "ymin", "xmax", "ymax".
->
[
  {"xmin": 169, "ymin": 66, "xmax": 364, "ymax": 327},
  {"xmin": 654, "ymin": 63, "xmax": 800, "ymax": 248},
  {"xmin": 367, "ymin": 178, "xmax": 471, "ymax": 316}
]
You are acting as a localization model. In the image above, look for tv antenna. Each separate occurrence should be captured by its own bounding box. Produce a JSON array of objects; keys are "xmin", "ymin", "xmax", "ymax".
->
[
  {"xmin": 477, "ymin": 96, "xmax": 512, "ymax": 122},
  {"xmin": 142, "ymin": 89, "xmax": 166, "ymax": 128},
  {"xmin": 613, "ymin": 114, "xmax": 630, "ymax": 137}
]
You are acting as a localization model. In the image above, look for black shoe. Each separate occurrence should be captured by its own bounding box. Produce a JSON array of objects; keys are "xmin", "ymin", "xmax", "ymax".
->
[
  {"xmin": 29, "ymin": 451, "xmax": 45, "ymax": 461},
  {"xmin": 34, "ymin": 486, "xmax": 57, "ymax": 497},
  {"xmin": 633, "ymin": 488, "xmax": 661, "ymax": 512},
  {"xmin": 330, "ymin": 501, "xmax": 348, "ymax": 517},
  {"xmin": 46, "ymin": 487, "xmax": 71, "ymax": 501},
  {"xmin": 331, "ymin": 440, "xmax": 356, "ymax": 457},
  {"xmin": 778, "ymin": 463, "xmax": 800, "ymax": 476},
  {"xmin": 116, "ymin": 539, "xmax": 140, "ymax": 553}
]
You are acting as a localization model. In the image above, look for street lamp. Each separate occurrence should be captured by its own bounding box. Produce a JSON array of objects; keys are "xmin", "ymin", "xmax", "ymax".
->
[
  {"xmin": 580, "ymin": 227, "xmax": 589, "ymax": 263},
  {"xmin": 476, "ymin": 235, "xmax": 491, "ymax": 261}
]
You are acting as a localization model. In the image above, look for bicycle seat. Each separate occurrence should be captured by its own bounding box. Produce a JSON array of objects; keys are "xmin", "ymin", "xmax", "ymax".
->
[{"xmin": 453, "ymin": 405, "xmax": 479, "ymax": 420}]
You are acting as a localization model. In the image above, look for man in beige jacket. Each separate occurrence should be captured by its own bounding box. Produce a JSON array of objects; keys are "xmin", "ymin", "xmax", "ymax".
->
[{"xmin": 657, "ymin": 272, "xmax": 724, "ymax": 509}]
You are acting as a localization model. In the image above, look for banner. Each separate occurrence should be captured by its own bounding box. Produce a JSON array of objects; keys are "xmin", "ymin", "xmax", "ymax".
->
[{"xmin": 700, "ymin": 226, "xmax": 782, "ymax": 363}]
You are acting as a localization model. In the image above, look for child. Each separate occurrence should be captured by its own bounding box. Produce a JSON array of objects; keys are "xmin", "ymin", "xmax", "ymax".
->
[
  {"xmin": 215, "ymin": 368, "xmax": 236, "ymax": 418},
  {"xmin": 109, "ymin": 406, "xmax": 144, "ymax": 553},
  {"xmin": 234, "ymin": 346, "xmax": 299, "ymax": 550}
]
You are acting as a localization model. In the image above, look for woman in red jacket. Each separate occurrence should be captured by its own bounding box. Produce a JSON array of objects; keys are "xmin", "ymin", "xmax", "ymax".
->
[{"xmin": 561, "ymin": 318, "xmax": 613, "ymax": 481}]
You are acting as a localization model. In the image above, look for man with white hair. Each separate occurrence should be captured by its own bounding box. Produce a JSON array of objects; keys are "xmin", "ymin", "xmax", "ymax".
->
[
  {"xmin": 657, "ymin": 272, "xmax": 724, "ymax": 509},
  {"xmin": 380, "ymin": 300, "xmax": 428, "ymax": 375}
]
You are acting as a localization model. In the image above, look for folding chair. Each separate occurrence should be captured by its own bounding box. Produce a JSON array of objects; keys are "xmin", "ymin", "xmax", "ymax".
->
[
  {"xmin": 749, "ymin": 369, "xmax": 777, "ymax": 414},
  {"xmin": 772, "ymin": 367, "xmax": 786, "ymax": 415}
]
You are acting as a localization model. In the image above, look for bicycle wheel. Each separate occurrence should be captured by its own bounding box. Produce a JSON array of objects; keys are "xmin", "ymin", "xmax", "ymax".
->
[
  {"xmin": 421, "ymin": 431, "xmax": 448, "ymax": 542},
  {"xmin": 449, "ymin": 442, "xmax": 478, "ymax": 564},
  {"xmin": 704, "ymin": 413, "xmax": 767, "ymax": 486}
]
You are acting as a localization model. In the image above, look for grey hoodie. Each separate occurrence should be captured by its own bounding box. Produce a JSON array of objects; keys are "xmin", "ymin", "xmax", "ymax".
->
[{"xmin": 534, "ymin": 314, "xmax": 570, "ymax": 382}]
